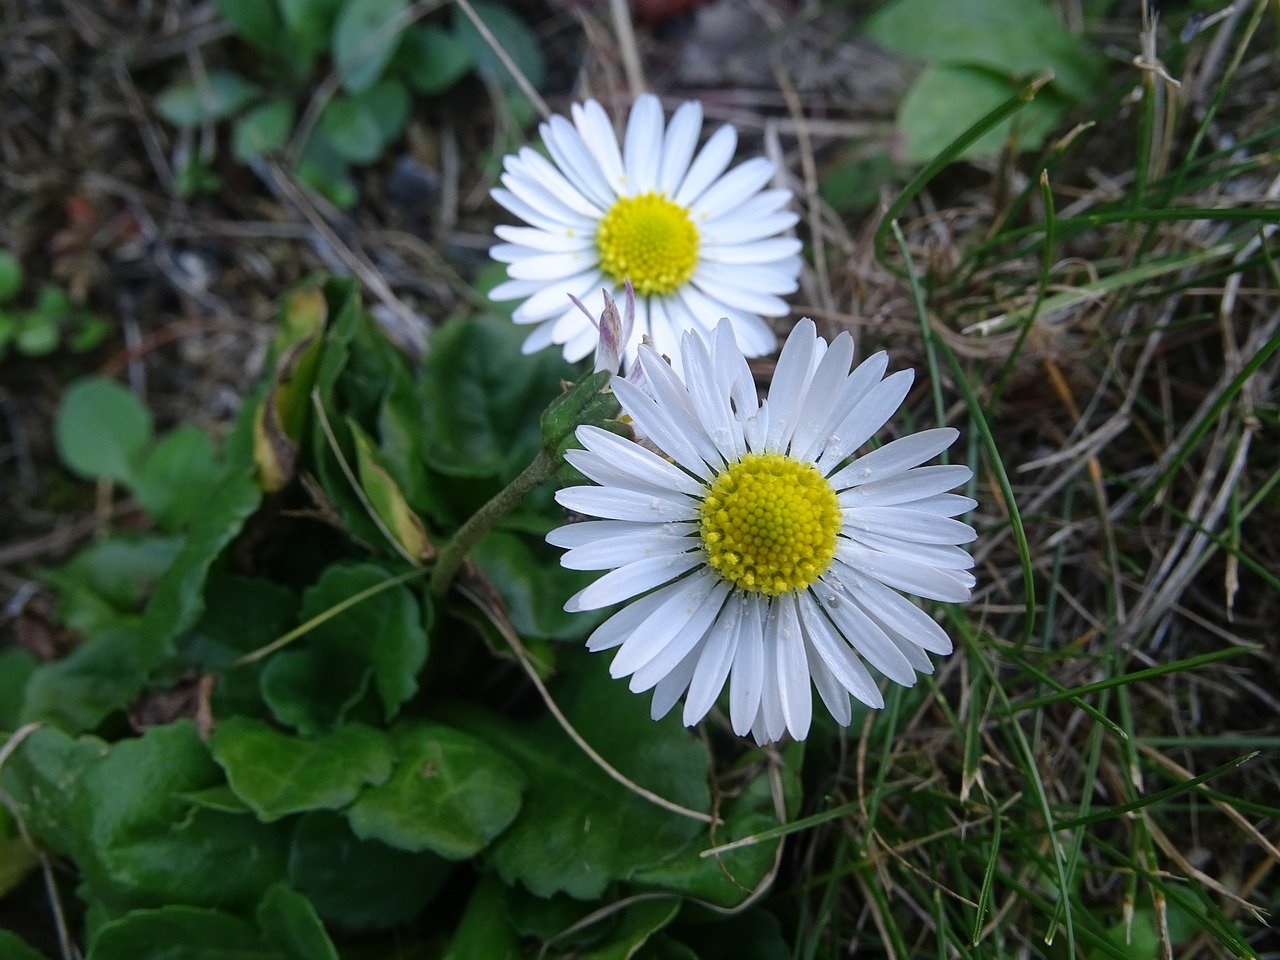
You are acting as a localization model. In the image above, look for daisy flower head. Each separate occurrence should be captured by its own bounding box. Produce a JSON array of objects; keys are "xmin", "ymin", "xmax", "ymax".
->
[
  {"xmin": 488, "ymin": 94, "xmax": 803, "ymax": 366},
  {"xmin": 548, "ymin": 319, "xmax": 978, "ymax": 744}
]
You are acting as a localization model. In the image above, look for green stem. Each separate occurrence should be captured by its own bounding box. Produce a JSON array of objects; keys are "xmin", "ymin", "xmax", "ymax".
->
[{"xmin": 430, "ymin": 448, "xmax": 558, "ymax": 599}]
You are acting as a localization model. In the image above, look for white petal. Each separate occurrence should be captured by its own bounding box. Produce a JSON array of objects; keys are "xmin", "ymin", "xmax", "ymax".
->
[
  {"xmin": 774, "ymin": 593, "xmax": 813, "ymax": 740},
  {"xmin": 623, "ymin": 93, "xmax": 664, "ymax": 194},
  {"xmin": 816, "ymin": 369, "xmax": 914, "ymax": 472},
  {"xmin": 659, "ymin": 101, "xmax": 703, "ymax": 195},
  {"xmin": 729, "ymin": 593, "xmax": 766, "ymax": 735},
  {"xmin": 789, "ymin": 331, "xmax": 856, "ymax": 462},
  {"xmin": 555, "ymin": 484, "xmax": 698, "ymax": 523},
  {"xmin": 609, "ymin": 571, "xmax": 722, "ymax": 677},
  {"xmin": 842, "ymin": 530, "xmax": 974, "ymax": 569},
  {"xmin": 575, "ymin": 424, "xmax": 707, "ymax": 496},
  {"xmin": 566, "ymin": 551, "xmax": 705, "ymax": 612},
  {"xmin": 673, "ymin": 124, "xmax": 737, "ymax": 207},
  {"xmin": 511, "ymin": 269, "xmax": 604, "ymax": 323},
  {"xmin": 501, "ymin": 170, "xmax": 599, "ymax": 229},
  {"xmin": 690, "ymin": 276, "xmax": 789, "ymax": 318},
  {"xmin": 798, "ymin": 590, "xmax": 884, "ymax": 708},
  {"xmin": 805, "ymin": 641, "xmax": 852, "ymax": 726},
  {"xmin": 843, "ymin": 507, "xmax": 977, "ymax": 545},
  {"xmin": 638, "ymin": 345, "xmax": 723, "ymax": 470},
  {"xmin": 762, "ymin": 318, "xmax": 817, "ymax": 452},
  {"xmin": 701, "ymin": 211, "xmax": 799, "ymax": 246},
  {"xmin": 520, "ymin": 321, "xmax": 559, "ymax": 354},
  {"xmin": 819, "ymin": 569, "xmax": 918, "ymax": 685},
  {"xmin": 629, "ymin": 580, "xmax": 731, "ymax": 692},
  {"xmin": 691, "ymin": 158, "xmax": 776, "ymax": 221},
  {"xmin": 560, "ymin": 527, "xmax": 699, "ymax": 571},
  {"xmin": 489, "ymin": 276, "xmax": 549, "ymax": 302},
  {"xmin": 682, "ymin": 595, "xmax": 745, "ymax": 725},
  {"xmin": 650, "ymin": 640, "xmax": 704, "ymax": 720},
  {"xmin": 494, "ymin": 224, "xmax": 594, "ymax": 252},
  {"xmin": 839, "ymin": 465, "xmax": 974, "ymax": 509},
  {"xmin": 906, "ymin": 494, "xmax": 979, "ymax": 516},
  {"xmin": 542, "ymin": 114, "xmax": 615, "ymax": 209},
  {"xmin": 505, "ymin": 250, "xmax": 599, "ymax": 281},
  {"xmin": 492, "ymin": 187, "xmax": 594, "ymax": 234},
  {"xmin": 585, "ymin": 583, "xmax": 673, "ymax": 651},
  {"xmin": 548, "ymin": 518, "xmax": 696, "ymax": 549},
  {"xmin": 710, "ymin": 318, "xmax": 758, "ymax": 416},
  {"xmin": 834, "ymin": 545, "xmax": 975, "ymax": 604},
  {"xmin": 693, "ymin": 260, "xmax": 800, "ymax": 296},
  {"xmin": 571, "ymin": 100, "xmax": 626, "ymax": 195},
  {"xmin": 674, "ymin": 286, "xmax": 776, "ymax": 357},
  {"xmin": 613, "ymin": 375, "xmax": 714, "ymax": 480},
  {"xmin": 851, "ymin": 575, "xmax": 955, "ymax": 656},
  {"xmin": 512, "ymin": 147, "xmax": 604, "ymax": 216},
  {"xmin": 701, "ymin": 237, "xmax": 803, "ymax": 265},
  {"xmin": 679, "ymin": 330, "xmax": 745, "ymax": 462},
  {"xmin": 828, "ymin": 428, "xmax": 959, "ymax": 490}
]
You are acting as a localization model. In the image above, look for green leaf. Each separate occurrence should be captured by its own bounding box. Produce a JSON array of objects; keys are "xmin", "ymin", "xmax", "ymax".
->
[
  {"xmin": 296, "ymin": 133, "xmax": 359, "ymax": 209},
  {"xmin": 629, "ymin": 753, "xmax": 798, "ymax": 909},
  {"xmin": 453, "ymin": 1, "xmax": 545, "ymax": 91},
  {"xmin": 0, "ymin": 250, "xmax": 23, "ymax": 302},
  {"xmin": 156, "ymin": 70, "xmax": 262, "ymax": 127},
  {"xmin": 676, "ymin": 909, "xmax": 790, "ymax": 960},
  {"xmin": 133, "ymin": 425, "xmax": 222, "ymax": 530},
  {"xmin": 278, "ymin": 0, "xmax": 344, "ymax": 73},
  {"xmin": 81, "ymin": 722, "xmax": 288, "ymax": 911},
  {"xmin": 287, "ymin": 812, "xmax": 450, "ymax": 930},
  {"xmin": 441, "ymin": 874, "xmax": 519, "ymax": 960},
  {"xmin": 471, "ymin": 530, "xmax": 601, "ymax": 641},
  {"xmin": 349, "ymin": 419, "xmax": 433, "ymax": 560},
  {"xmin": 87, "ymin": 905, "xmax": 278, "ymax": 960},
  {"xmin": 449, "ymin": 650, "xmax": 711, "ymax": 899},
  {"xmin": 0, "ymin": 727, "xmax": 105, "ymax": 858},
  {"xmin": 211, "ymin": 718, "xmax": 394, "ymax": 822},
  {"xmin": 178, "ymin": 574, "xmax": 297, "ymax": 718},
  {"xmin": 213, "ymin": 0, "xmax": 284, "ymax": 49},
  {"xmin": 55, "ymin": 378, "xmax": 154, "ymax": 484},
  {"xmin": 400, "ymin": 24, "xmax": 474, "ymax": 95},
  {"xmin": 864, "ymin": 0, "xmax": 1101, "ymax": 100},
  {"xmin": 0, "ymin": 649, "xmax": 36, "ymax": 729},
  {"xmin": 420, "ymin": 312, "xmax": 577, "ymax": 483},
  {"xmin": 42, "ymin": 534, "xmax": 181, "ymax": 635},
  {"xmin": 897, "ymin": 64, "xmax": 1068, "ymax": 163},
  {"xmin": 20, "ymin": 627, "xmax": 145, "ymax": 731},
  {"xmin": 359, "ymin": 79, "xmax": 410, "ymax": 145},
  {"xmin": 1089, "ymin": 910, "xmax": 1161, "ymax": 960},
  {"xmin": 138, "ymin": 466, "xmax": 263, "ymax": 664},
  {"xmin": 15, "ymin": 311, "xmax": 60, "ymax": 355},
  {"xmin": 261, "ymin": 563, "xmax": 428, "ymax": 734},
  {"xmin": 233, "ymin": 100, "xmax": 295, "ymax": 162},
  {"xmin": 319, "ymin": 96, "xmax": 384, "ymax": 164},
  {"xmin": 577, "ymin": 900, "xmax": 681, "ymax": 960},
  {"xmin": 0, "ymin": 930, "xmax": 49, "ymax": 960},
  {"xmin": 256, "ymin": 885, "xmax": 340, "ymax": 960},
  {"xmin": 332, "ymin": 0, "xmax": 410, "ymax": 94},
  {"xmin": 347, "ymin": 723, "xmax": 524, "ymax": 859}
]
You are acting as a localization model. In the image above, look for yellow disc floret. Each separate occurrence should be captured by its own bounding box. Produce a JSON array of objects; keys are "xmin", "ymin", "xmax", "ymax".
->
[
  {"xmin": 699, "ymin": 453, "xmax": 842, "ymax": 596},
  {"xmin": 596, "ymin": 192, "xmax": 699, "ymax": 297}
]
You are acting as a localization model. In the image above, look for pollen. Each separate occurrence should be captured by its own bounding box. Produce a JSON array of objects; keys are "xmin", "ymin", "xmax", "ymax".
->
[
  {"xmin": 699, "ymin": 453, "xmax": 842, "ymax": 596},
  {"xmin": 596, "ymin": 192, "xmax": 699, "ymax": 297}
]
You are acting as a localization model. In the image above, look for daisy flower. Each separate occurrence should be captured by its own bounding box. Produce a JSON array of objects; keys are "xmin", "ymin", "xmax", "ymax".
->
[
  {"xmin": 547, "ymin": 319, "xmax": 977, "ymax": 744},
  {"xmin": 488, "ymin": 94, "xmax": 803, "ymax": 365}
]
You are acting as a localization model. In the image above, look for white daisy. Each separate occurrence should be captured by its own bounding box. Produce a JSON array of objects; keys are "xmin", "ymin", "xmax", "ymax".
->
[
  {"xmin": 547, "ymin": 319, "xmax": 977, "ymax": 744},
  {"xmin": 488, "ymin": 94, "xmax": 803, "ymax": 365}
]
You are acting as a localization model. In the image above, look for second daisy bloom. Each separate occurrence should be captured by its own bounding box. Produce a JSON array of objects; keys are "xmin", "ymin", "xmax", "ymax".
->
[{"xmin": 489, "ymin": 94, "xmax": 803, "ymax": 364}]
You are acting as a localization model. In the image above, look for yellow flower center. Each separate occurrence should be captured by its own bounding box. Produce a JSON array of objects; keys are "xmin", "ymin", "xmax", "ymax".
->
[
  {"xmin": 699, "ymin": 453, "xmax": 842, "ymax": 596},
  {"xmin": 596, "ymin": 192, "xmax": 699, "ymax": 297}
]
